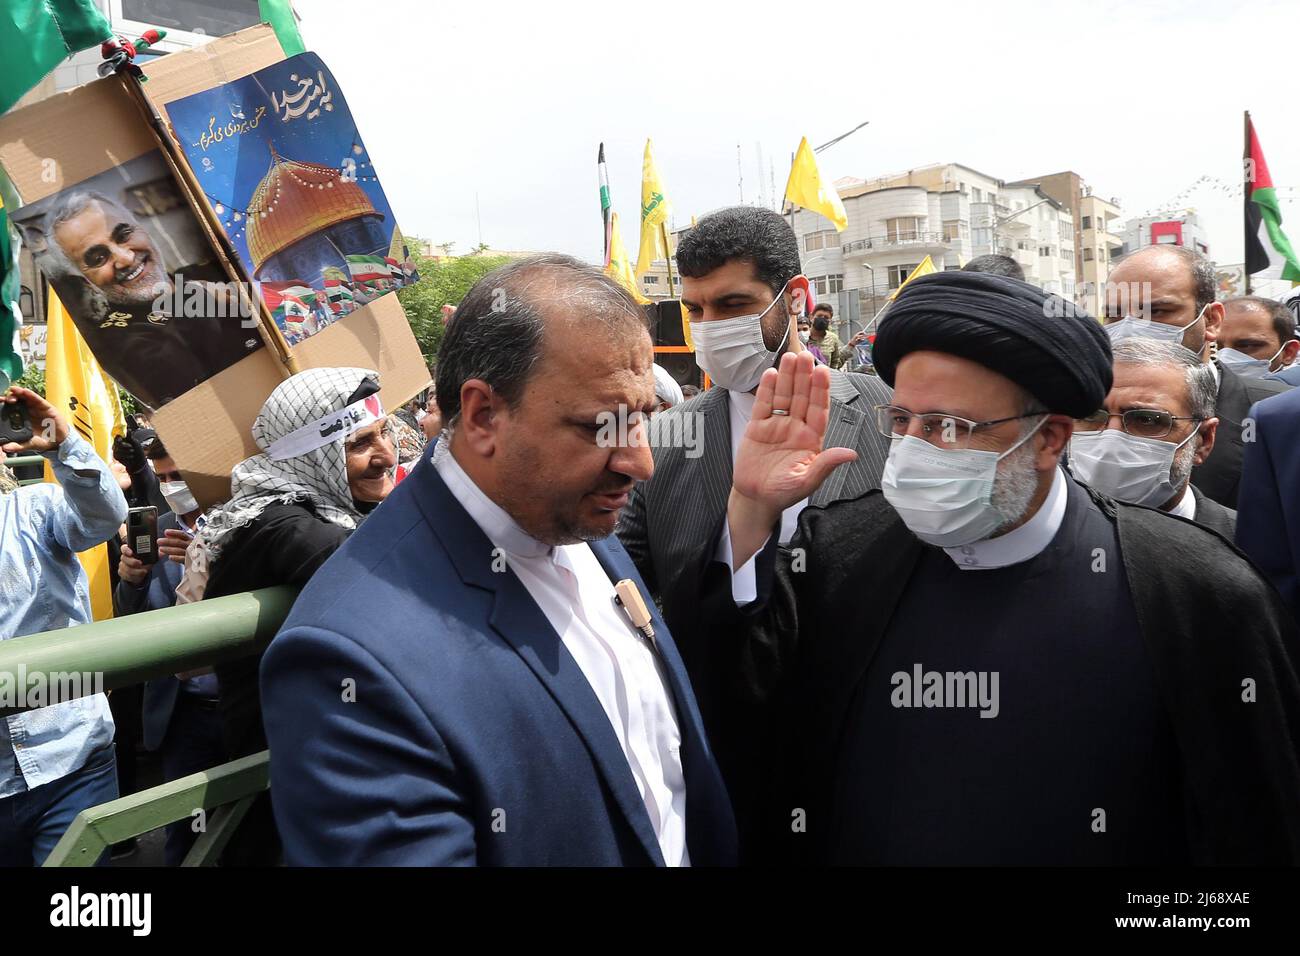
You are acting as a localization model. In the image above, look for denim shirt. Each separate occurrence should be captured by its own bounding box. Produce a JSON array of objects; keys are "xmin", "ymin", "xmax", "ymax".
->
[{"xmin": 0, "ymin": 432, "xmax": 129, "ymax": 797}]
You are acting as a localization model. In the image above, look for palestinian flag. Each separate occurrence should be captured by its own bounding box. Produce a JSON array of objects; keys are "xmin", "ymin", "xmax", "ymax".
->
[
  {"xmin": 324, "ymin": 277, "xmax": 355, "ymax": 315},
  {"xmin": 1245, "ymin": 113, "xmax": 1300, "ymax": 284}
]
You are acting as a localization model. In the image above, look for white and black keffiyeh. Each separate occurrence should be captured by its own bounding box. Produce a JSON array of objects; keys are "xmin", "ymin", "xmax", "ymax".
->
[{"xmin": 196, "ymin": 366, "xmax": 383, "ymax": 562}]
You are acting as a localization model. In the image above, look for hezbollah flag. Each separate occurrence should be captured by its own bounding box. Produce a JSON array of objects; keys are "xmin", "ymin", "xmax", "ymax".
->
[
  {"xmin": 886, "ymin": 255, "xmax": 938, "ymax": 301},
  {"xmin": 44, "ymin": 292, "xmax": 128, "ymax": 622},
  {"xmin": 635, "ymin": 139, "xmax": 673, "ymax": 279},
  {"xmin": 0, "ymin": 0, "xmax": 112, "ymax": 115},
  {"xmin": 1244, "ymin": 113, "xmax": 1300, "ymax": 284},
  {"xmin": 784, "ymin": 136, "xmax": 848, "ymax": 232},
  {"xmin": 606, "ymin": 213, "xmax": 650, "ymax": 305}
]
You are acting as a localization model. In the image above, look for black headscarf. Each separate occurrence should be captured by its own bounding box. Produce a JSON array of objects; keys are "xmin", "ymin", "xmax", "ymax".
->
[{"xmin": 872, "ymin": 271, "xmax": 1112, "ymax": 418}]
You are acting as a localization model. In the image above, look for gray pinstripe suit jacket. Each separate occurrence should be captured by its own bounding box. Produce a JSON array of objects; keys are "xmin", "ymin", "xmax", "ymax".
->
[{"xmin": 616, "ymin": 368, "xmax": 893, "ymax": 615}]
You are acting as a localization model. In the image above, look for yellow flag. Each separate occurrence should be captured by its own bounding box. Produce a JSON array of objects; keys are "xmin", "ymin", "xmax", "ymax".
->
[
  {"xmin": 784, "ymin": 136, "xmax": 848, "ymax": 232},
  {"xmin": 43, "ymin": 291, "xmax": 127, "ymax": 621},
  {"xmin": 635, "ymin": 139, "xmax": 672, "ymax": 278},
  {"xmin": 606, "ymin": 212, "xmax": 650, "ymax": 305},
  {"xmin": 886, "ymin": 255, "xmax": 938, "ymax": 301}
]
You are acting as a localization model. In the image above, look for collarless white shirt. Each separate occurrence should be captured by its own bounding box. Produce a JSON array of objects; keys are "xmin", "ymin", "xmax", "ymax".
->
[
  {"xmin": 1168, "ymin": 485, "xmax": 1197, "ymax": 520},
  {"xmin": 942, "ymin": 465, "xmax": 1069, "ymax": 570},
  {"xmin": 435, "ymin": 449, "xmax": 689, "ymax": 866}
]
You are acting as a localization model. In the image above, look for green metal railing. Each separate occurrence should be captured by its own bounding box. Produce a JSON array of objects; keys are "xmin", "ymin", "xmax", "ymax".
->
[
  {"xmin": 4, "ymin": 453, "xmax": 45, "ymax": 486},
  {"xmin": 0, "ymin": 587, "xmax": 296, "ymax": 865}
]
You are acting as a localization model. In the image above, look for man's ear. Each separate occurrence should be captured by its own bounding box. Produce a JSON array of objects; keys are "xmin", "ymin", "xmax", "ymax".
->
[
  {"xmin": 1194, "ymin": 417, "xmax": 1218, "ymax": 465},
  {"xmin": 1280, "ymin": 339, "xmax": 1300, "ymax": 368},
  {"xmin": 786, "ymin": 275, "xmax": 811, "ymax": 318},
  {"xmin": 1036, "ymin": 415, "xmax": 1073, "ymax": 470},
  {"xmin": 1202, "ymin": 302, "xmax": 1225, "ymax": 344},
  {"xmin": 456, "ymin": 379, "xmax": 500, "ymax": 457}
]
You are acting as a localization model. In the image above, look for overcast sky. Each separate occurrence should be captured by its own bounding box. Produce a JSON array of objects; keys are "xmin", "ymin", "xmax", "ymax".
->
[{"xmin": 296, "ymin": 0, "xmax": 1299, "ymax": 281}]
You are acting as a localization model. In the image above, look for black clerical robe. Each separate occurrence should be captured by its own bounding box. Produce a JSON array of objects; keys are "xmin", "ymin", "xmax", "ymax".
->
[{"xmin": 697, "ymin": 471, "xmax": 1300, "ymax": 865}]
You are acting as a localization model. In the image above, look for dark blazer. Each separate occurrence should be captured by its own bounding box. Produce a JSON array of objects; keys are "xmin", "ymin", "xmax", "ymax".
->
[
  {"xmin": 1236, "ymin": 385, "xmax": 1300, "ymax": 619},
  {"xmin": 113, "ymin": 510, "xmax": 187, "ymax": 752},
  {"xmin": 1189, "ymin": 484, "xmax": 1236, "ymax": 539},
  {"xmin": 259, "ymin": 455, "xmax": 737, "ymax": 866},
  {"xmin": 615, "ymin": 368, "xmax": 891, "ymax": 850},
  {"xmin": 1190, "ymin": 362, "xmax": 1289, "ymax": 508}
]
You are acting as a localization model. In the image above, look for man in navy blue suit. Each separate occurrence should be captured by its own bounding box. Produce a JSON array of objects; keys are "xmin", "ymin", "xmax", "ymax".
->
[
  {"xmin": 1237, "ymin": 386, "xmax": 1300, "ymax": 620},
  {"xmin": 260, "ymin": 254, "xmax": 737, "ymax": 866}
]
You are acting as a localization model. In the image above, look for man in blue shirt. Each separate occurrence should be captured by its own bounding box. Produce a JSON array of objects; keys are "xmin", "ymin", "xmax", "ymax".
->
[{"xmin": 0, "ymin": 385, "xmax": 129, "ymax": 865}]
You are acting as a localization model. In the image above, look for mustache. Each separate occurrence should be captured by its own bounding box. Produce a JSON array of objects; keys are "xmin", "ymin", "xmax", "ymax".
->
[
  {"xmin": 113, "ymin": 250, "xmax": 150, "ymax": 283},
  {"xmin": 591, "ymin": 478, "xmax": 634, "ymax": 496}
]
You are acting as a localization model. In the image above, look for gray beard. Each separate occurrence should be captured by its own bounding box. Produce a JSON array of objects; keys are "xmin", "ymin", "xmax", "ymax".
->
[
  {"xmin": 989, "ymin": 438, "xmax": 1043, "ymax": 535},
  {"xmin": 1168, "ymin": 434, "xmax": 1198, "ymax": 497}
]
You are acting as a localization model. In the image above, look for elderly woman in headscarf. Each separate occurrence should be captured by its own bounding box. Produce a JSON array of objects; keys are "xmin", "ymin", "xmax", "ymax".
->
[{"xmin": 179, "ymin": 366, "xmax": 397, "ymax": 863}]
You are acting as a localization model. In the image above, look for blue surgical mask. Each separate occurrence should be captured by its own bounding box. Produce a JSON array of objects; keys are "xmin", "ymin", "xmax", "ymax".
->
[
  {"xmin": 1105, "ymin": 303, "xmax": 1209, "ymax": 349},
  {"xmin": 1218, "ymin": 343, "xmax": 1286, "ymax": 379}
]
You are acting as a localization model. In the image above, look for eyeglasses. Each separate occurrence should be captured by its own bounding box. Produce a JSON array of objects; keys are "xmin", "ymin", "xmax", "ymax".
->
[
  {"xmin": 1074, "ymin": 409, "xmax": 1201, "ymax": 440},
  {"xmin": 873, "ymin": 404, "xmax": 1048, "ymax": 449}
]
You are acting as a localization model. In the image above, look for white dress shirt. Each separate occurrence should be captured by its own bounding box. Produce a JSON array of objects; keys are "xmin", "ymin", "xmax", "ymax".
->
[
  {"xmin": 435, "ymin": 449, "xmax": 690, "ymax": 866},
  {"xmin": 1168, "ymin": 485, "xmax": 1197, "ymax": 520},
  {"xmin": 717, "ymin": 389, "xmax": 810, "ymax": 603}
]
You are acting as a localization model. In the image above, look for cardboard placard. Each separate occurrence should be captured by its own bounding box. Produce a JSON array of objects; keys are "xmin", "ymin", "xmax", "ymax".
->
[{"xmin": 0, "ymin": 25, "xmax": 430, "ymax": 506}]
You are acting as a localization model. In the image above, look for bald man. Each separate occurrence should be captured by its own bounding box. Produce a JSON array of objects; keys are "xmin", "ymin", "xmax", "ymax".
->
[{"xmin": 1103, "ymin": 245, "xmax": 1287, "ymax": 507}]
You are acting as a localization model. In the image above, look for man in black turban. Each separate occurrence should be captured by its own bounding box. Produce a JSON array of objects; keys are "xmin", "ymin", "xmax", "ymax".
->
[{"xmin": 689, "ymin": 271, "xmax": 1300, "ymax": 866}]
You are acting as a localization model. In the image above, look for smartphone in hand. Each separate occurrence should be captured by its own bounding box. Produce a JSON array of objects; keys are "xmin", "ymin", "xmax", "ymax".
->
[
  {"xmin": 0, "ymin": 399, "xmax": 33, "ymax": 446},
  {"xmin": 126, "ymin": 506, "xmax": 159, "ymax": 565}
]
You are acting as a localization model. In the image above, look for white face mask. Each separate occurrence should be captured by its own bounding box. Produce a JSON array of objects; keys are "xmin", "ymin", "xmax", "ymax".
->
[
  {"xmin": 1105, "ymin": 303, "xmax": 1208, "ymax": 349},
  {"xmin": 1067, "ymin": 427, "xmax": 1197, "ymax": 508},
  {"xmin": 159, "ymin": 480, "xmax": 199, "ymax": 515},
  {"xmin": 881, "ymin": 419, "xmax": 1046, "ymax": 547},
  {"xmin": 1217, "ymin": 343, "xmax": 1286, "ymax": 379},
  {"xmin": 690, "ymin": 284, "xmax": 792, "ymax": 393}
]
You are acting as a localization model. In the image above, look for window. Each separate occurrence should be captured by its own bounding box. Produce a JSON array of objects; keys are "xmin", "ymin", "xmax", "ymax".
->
[
  {"xmin": 1083, "ymin": 248, "xmax": 1094, "ymax": 262},
  {"xmin": 1081, "ymin": 216, "xmax": 1092, "ymax": 230},
  {"xmin": 811, "ymin": 276, "xmax": 828, "ymax": 296},
  {"xmin": 972, "ymin": 187, "xmax": 982, "ymax": 203},
  {"xmin": 886, "ymin": 217, "xmax": 921, "ymax": 242},
  {"xmin": 804, "ymin": 230, "xmax": 841, "ymax": 252},
  {"xmin": 972, "ymin": 228, "xmax": 991, "ymax": 247},
  {"xmin": 943, "ymin": 220, "xmax": 967, "ymax": 241},
  {"xmin": 829, "ymin": 274, "xmax": 844, "ymax": 293},
  {"xmin": 888, "ymin": 263, "xmax": 920, "ymax": 289},
  {"xmin": 644, "ymin": 275, "xmax": 660, "ymax": 284},
  {"xmin": 1039, "ymin": 246, "xmax": 1051, "ymax": 257}
]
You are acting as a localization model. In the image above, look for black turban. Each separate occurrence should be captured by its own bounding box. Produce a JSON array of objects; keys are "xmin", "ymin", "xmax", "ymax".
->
[{"xmin": 872, "ymin": 271, "xmax": 1112, "ymax": 418}]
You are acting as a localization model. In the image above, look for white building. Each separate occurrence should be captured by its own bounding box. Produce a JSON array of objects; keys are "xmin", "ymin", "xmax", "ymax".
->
[
  {"xmin": 790, "ymin": 162, "xmax": 1076, "ymax": 334},
  {"xmin": 1117, "ymin": 211, "xmax": 1211, "ymax": 259}
]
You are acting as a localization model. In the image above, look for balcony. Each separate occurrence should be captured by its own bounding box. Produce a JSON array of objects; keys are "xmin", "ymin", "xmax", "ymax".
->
[{"xmin": 842, "ymin": 231, "xmax": 949, "ymax": 257}]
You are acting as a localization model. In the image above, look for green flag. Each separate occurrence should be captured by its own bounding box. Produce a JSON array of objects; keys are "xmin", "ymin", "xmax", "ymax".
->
[
  {"xmin": 0, "ymin": 200, "xmax": 21, "ymax": 388},
  {"xmin": 260, "ymin": 0, "xmax": 306, "ymax": 57},
  {"xmin": 0, "ymin": 0, "xmax": 112, "ymax": 116}
]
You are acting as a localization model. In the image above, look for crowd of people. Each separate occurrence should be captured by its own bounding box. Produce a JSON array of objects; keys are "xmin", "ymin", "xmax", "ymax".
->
[{"xmin": 2, "ymin": 204, "xmax": 1300, "ymax": 866}]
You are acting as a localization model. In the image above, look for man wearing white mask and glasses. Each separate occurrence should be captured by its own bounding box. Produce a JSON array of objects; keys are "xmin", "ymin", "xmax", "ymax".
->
[
  {"xmin": 1068, "ymin": 339, "xmax": 1234, "ymax": 537},
  {"xmin": 616, "ymin": 205, "xmax": 892, "ymax": 856},
  {"xmin": 1103, "ymin": 245, "xmax": 1286, "ymax": 508},
  {"xmin": 709, "ymin": 270, "xmax": 1300, "ymax": 865}
]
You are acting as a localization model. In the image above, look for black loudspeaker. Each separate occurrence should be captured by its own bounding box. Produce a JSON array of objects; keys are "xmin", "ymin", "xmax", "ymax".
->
[
  {"xmin": 651, "ymin": 299, "xmax": 687, "ymax": 347},
  {"xmin": 654, "ymin": 350, "xmax": 703, "ymax": 390}
]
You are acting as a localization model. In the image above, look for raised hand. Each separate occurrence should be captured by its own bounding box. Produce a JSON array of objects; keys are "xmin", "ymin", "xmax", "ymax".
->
[{"xmin": 726, "ymin": 351, "xmax": 857, "ymax": 568}]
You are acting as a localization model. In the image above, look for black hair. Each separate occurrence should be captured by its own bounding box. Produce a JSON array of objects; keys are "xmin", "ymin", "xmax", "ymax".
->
[
  {"xmin": 962, "ymin": 254, "xmax": 1025, "ymax": 281},
  {"xmin": 675, "ymin": 206, "xmax": 801, "ymax": 297}
]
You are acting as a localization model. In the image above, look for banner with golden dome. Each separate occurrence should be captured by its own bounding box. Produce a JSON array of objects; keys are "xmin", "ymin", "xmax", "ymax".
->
[{"xmin": 167, "ymin": 52, "xmax": 419, "ymax": 347}]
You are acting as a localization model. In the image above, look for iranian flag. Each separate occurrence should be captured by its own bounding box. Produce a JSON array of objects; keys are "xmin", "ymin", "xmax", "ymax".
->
[
  {"xmin": 1244, "ymin": 113, "xmax": 1300, "ymax": 284},
  {"xmin": 346, "ymin": 254, "xmax": 391, "ymax": 284}
]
